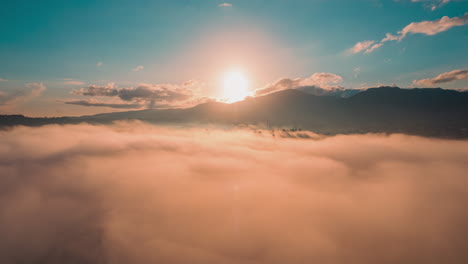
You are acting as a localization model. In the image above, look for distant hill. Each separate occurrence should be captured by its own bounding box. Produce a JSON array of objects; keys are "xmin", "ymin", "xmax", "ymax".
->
[{"xmin": 2, "ymin": 87, "xmax": 468, "ymax": 138}]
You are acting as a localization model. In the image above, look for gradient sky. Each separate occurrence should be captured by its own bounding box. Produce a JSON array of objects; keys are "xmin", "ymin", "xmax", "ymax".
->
[{"xmin": 1, "ymin": 0, "xmax": 467, "ymax": 116}]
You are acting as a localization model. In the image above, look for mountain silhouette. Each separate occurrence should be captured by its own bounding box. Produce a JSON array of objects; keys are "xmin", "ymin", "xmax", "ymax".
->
[{"xmin": 2, "ymin": 87, "xmax": 468, "ymax": 138}]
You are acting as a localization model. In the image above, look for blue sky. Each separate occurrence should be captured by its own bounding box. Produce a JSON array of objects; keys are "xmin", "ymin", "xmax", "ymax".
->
[{"xmin": 1, "ymin": 0, "xmax": 467, "ymax": 116}]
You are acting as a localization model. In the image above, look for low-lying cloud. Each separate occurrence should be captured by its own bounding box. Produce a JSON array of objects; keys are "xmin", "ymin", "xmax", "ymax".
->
[
  {"xmin": 254, "ymin": 72, "xmax": 361, "ymax": 97},
  {"xmin": 414, "ymin": 69, "xmax": 468, "ymax": 86},
  {"xmin": 1, "ymin": 122, "xmax": 468, "ymax": 263}
]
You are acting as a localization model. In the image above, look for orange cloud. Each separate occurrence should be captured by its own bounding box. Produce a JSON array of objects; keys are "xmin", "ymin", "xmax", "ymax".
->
[{"xmin": 1, "ymin": 122, "xmax": 468, "ymax": 263}]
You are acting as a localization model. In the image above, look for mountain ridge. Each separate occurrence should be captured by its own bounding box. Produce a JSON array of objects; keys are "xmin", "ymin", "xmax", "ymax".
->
[{"xmin": 1, "ymin": 86, "xmax": 468, "ymax": 138}]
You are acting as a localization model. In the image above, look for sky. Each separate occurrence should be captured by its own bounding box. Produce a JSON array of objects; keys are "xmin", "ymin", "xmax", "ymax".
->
[{"xmin": 0, "ymin": 0, "xmax": 467, "ymax": 116}]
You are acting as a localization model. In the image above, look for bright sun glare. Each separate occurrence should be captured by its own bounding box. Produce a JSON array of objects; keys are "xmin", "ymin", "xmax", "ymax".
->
[{"xmin": 223, "ymin": 71, "xmax": 249, "ymax": 103}]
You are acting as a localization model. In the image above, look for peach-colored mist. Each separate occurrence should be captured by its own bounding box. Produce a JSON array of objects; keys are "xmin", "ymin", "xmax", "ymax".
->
[{"xmin": 1, "ymin": 122, "xmax": 468, "ymax": 264}]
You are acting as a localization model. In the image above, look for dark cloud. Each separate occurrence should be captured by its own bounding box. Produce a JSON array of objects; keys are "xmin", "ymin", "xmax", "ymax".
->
[
  {"xmin": 1, "ymin": 123, "xmax": 468, "ymax": 263},
  {"xmin": 71, "ymin": 81, "xmax": 204, "ymax": 109},
  {"xmin": 64, "ymin": 99, "xmax": 144, "ymax": 109}
]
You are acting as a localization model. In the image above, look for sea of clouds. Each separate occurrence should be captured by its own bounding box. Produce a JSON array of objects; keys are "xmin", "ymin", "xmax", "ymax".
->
[{"xmin": 1, "ymin": 122, "xmax": 468, "ymax": 264}]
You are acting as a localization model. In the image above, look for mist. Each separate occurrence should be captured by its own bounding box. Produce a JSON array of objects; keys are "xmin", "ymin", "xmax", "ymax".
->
[{"xmin": 1, "ymin": 122, "xmax": 468, "ymax": 264}]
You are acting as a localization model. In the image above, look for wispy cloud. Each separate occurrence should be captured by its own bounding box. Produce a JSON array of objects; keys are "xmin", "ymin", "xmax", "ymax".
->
[
  {"xmin": 218, "ymin": 3, "xmax": 232, "ymax": 7},
  {"xmin": 64, "ymin": 80, "xmax": 86, "ymax": 86},
  {"xmin": 96, "ymin": 61, "xmax": 103, "ymax": 67},
  {"xmin": 0, "ymin": 78, "xmax": 7, "ymax": 82},
  {"xmin": 413, "ymin": 69, "xmax": 468, "ymax": 86},
  {"xmin": 0, "ymin": 83, "xmax": 46, "ymax": 105},
  {"xmin": 349, "ymin": 13, "xmax": 468, "ymax": 54},
  {"xmin": 411, "ymin": 0, "xmax": 452, "ymax": 11},
  {"xmin": 347, "ymin": 40, "xmax": 375, "ymax": 54},
  {"xmin": 132, "ymin": 65, "xmax": 144, "ymax": 72}
]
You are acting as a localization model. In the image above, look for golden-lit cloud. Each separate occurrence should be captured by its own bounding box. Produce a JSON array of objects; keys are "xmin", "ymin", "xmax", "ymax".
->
[
  {"xmin": 1, "ymin": 122, "xmax": 468, "ymax": 263},
  {"xmin": 350, "ymin": 13, "xmax": 468, "ymax": 54},
  {"xmin": 255, "ymin": 72, "xmax": 345, "ymax": 96},
  {"xmin": 347, "ymin": 40, "xmax": 376, "ymax": 54},
  {"xmin": 414, "ymin": 69, "xmax": 468, "ymax": 86}
]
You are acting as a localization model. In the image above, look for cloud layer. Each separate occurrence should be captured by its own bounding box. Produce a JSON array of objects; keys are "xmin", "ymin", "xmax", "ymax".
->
[
  {"xmin": 413, "ymin": 69, "xmax": 468, "ymax": 86},
  {"xmin": 1, "ymin": 122, "xmax": 468, "ymax": 263}
]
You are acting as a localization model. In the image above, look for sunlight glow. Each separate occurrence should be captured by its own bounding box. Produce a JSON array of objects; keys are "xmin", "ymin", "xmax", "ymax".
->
[{"xmin": 223, "ymin": 71, "xmax": 249, "ymax": 103}]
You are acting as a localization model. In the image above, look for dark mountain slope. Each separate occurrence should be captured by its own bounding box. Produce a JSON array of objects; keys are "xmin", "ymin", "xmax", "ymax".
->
[{"xmin": 1, "ymin": 87, "xmax": 468, "ymax": 138}]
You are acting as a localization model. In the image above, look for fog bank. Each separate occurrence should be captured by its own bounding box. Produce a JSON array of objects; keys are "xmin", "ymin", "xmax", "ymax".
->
[{"xmin": 1, "ymin": 122, "xmax": 468, "ymax": 264}]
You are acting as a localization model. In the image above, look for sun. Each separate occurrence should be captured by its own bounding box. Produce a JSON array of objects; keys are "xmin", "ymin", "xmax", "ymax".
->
[{"xmin": 223, "ymin": 71, "xmax": 249, "ymax": 103}]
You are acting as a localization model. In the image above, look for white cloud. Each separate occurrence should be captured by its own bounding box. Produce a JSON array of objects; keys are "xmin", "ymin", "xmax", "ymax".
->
[
  {"xmin": 97, "ymin": 61, "xmax": 103, "ymax": 67},
  {"xmin": 413, "ymin": 69, "xmax": 468, "ymax": 86},
  {"xmin": 0, "ymin": 78, "xmax": 7, "ymax": 82},
  {"xmin": 132, "ymin": 65, "xmax": 144, "ymax": 72}
]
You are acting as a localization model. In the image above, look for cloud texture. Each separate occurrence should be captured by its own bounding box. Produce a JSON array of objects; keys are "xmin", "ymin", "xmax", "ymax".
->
[
  {"xmin": 70, "ymin": 81, "xmax": 207, "ymax": 109},
  {"xmin": 0, "ymin": 83, "xmax": 46, "ymax": 105},
  {"xmin": 1, "ymin": 122, "xmax": 468, "ymax": 263},
  {"xmin": 350, "ymin": 13, "xmax": 468, "ymax": 54},
  {"xmin": 413, "ymin": 69, "xmax": 468, "ymax": 86},
  {"xmin": 255, "ymin": 72, "xmax": 349, "ymax": 96}
]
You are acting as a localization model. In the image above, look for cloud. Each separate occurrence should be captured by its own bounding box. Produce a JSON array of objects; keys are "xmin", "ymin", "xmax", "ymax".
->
[
  {"xmin": 398, "ymin": 13, "xmax": 468, "ymax": 39},
  {"xmin": 97, "ymin": 61, "xmax": 103, "ymax": 67},
  {"xmin": 364, "ymin": 43, "xmax": 383, "ymax": 54},
  {"xmin": 218, "ymin": 3, "xmax": 232, "ymax": 7},
  {"xmin": 413, "ymin": 69, "xmax": 468, "ymax": 86},
  {"xmin": 410, "ymin": 0, "xmax": 452, "ymax": 11},
  {"xmin": 64, "ymin": 99, "xmax": 144, "ymax": 109},
  {"xmin": 349, "ymin": 13, "xmax": 468, "ymax": 54},
  {"xmin": 255, "ymin": 72, "xmax": 345, "ymax": 96},
  {"xmin": 0, "ymin": 122, "xmax": 468, "ymax": 263},
  {"xmin": 347, "ymin": 40, "xmax": 375, "ymax": 54},
  {"xmin": 354, "ymin": 67, "xmax": 361, "ymax": 78},
  {"xmin": 70, "ymin": 81, "xmax": 208, "ymax": 109},
  {"xmin": 132, "ymin": 66, "xmax": 144, "ymax": 72},
  {"xmin": 0, "ymin": 78, "xmax": 7, "ymax": 82},
  {"xmin": 0, "ymin": 83, "xmax": 46, "ymax": 105},
  {"xmin": 64, "ymin": 80, "xmax": 86, "ymax": 86}
]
